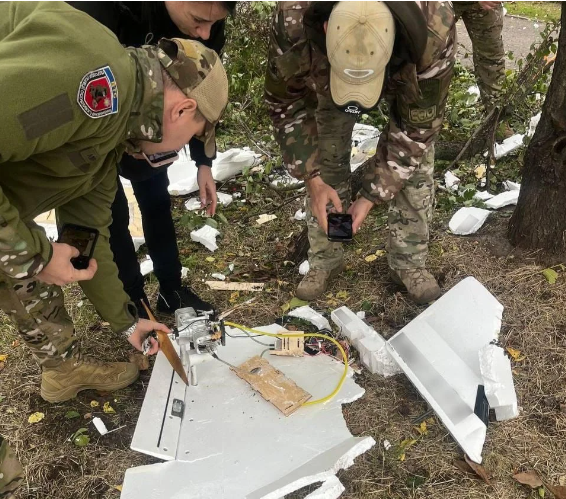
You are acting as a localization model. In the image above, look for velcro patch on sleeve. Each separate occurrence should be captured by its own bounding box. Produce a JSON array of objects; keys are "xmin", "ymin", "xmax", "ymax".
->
[
  {"xmin": 18, "ymin": 93, "xmax": 74, "ymax": 140},
  {"xmin": 406, "ymin": 78, "xmax": 440, "ymax": 128},
  {"xmin": 77, "ymin": 66, "xmax": 119, "ymax": 119}
]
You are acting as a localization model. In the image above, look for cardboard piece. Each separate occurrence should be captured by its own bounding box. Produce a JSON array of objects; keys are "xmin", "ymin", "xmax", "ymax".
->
[
  {"xmin": 233, "ymin": 356, "xmax": 311, "ymax": 416},
  {"xmin": 205, "ymin": 281, "xmax": 265, "ymax": 292}
]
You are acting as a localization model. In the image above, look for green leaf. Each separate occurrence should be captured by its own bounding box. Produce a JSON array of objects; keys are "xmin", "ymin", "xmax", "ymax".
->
[
  {"xmin": 216, "ymin": 213, "xmax": 229, "ymax": 225},
  {"xmin": 538, "ymin": 487, "xmax": 545, "ymax": 498},
  {"xmin": 65, "ymin": 410, "xmax": 80, "ymax": 420},
  {"xmin": 0, "ymin": 395, "xmax": 4, "ymax": 403},
  {"xmin": 71, "ymin": 427, "xmax": 90, "ymax": 447},
  {"xmin": 542, "ymin": 268, "xmax": 558, "ymax": 284},
  {"xmin": 281, "ymin": 297, "xmax": 309, "ymax": 313},
  {"xmin": 73, "ymin": 434, "xmax": 90, "ymax": 447},
  {"xmin": 205, "ymin": 218, "xmax": 218, "ymax": 229}
]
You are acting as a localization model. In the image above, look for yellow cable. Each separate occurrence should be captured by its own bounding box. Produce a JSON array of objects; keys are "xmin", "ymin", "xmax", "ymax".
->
[{"xmin": 224, "ymin": 321, "xmax": 349, "ymax": 407}]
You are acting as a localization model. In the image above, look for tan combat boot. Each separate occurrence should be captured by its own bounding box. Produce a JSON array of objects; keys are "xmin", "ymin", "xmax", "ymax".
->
[
  {"xmin": 390, "ymin": 268, "xmax": 441, "ymax": 305},
  {"xmin": 41, "ymin": 355, "xmax": 139, "ymax": 403},
  {"xmin": 296, "ymin": 263, "xmax": 345, "ymax": 301}
]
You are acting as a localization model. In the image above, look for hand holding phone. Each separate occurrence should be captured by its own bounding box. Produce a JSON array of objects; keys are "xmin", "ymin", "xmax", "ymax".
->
[
  {"xmin": 327, "ymin": 213, "xmax": 353, "ymax": 242},
  {"xmin": 36, "ymin": 242, "xmax": 98, "ymax": 286},
  {"xmin": 57, "ymin": 224, "xmax": 99, "ymax": 269}
]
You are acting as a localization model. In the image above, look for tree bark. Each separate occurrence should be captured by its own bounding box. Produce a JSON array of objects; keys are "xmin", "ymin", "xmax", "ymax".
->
[{"xmin": 508, "ymin": 4, "xmax": 566, "ymax": 255}]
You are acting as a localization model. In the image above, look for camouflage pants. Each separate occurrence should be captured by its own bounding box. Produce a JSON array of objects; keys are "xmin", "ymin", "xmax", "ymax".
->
[
  {"xmin": 0, "ymin": 273, "xmax": 77, "ymax": 369},
  {"xmin": 306, "ymin": 95, "xmax": 435, "ymax": 271},
  {"xmin": 0, "ymin": 436, "xmax": 23, "ymax": 498},
  {"xmin": 454, "ymin": 2, "xmax": 505, "ymax": 109}
]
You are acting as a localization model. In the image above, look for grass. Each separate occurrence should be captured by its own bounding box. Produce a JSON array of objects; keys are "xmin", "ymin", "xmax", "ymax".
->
[{"xmin": 505, "ymin": 1, "xmax": 561, "ymax": 22}]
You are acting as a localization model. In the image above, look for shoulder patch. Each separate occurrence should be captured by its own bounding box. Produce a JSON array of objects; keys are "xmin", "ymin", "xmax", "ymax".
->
[{"xmin": 77, "ymin": 66, "xmax": 118, "ymax": 119}]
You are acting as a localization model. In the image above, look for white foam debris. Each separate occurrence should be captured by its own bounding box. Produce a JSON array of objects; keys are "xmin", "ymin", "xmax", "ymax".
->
[
  {"xmin": 299, "ymin": 260, "xmax": 310, "ymax": 275},
  {"xmin": 449, "ymin": 207, "xmax": 491, "ymax": 235},
  {"xmin": 190, "ymin": 225, "xmax": 220, "ymax": 252}
]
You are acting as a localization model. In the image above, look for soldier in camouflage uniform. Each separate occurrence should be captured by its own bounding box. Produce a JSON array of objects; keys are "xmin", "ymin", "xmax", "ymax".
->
[
  {"xmin": 0, "ymin": 3, "xmax": 228, "ymax": 495},
  {"xmin": 0, "ymin": 437, "xmax": 22, "ymax": 499},
  {"xmin": 265, "ymin": 1, "xmax": 456, "ymax": 304},
  {"xmin": 453, "ymin": 1, "xmax": 505, "ymax": 110}
]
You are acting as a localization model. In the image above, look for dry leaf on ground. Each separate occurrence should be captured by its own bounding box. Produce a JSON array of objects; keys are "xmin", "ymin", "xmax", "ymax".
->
[
  {"xmin": 90, "ymin": 400, "xmax": 100, "ymax": 408},
  {"xmin": 513, "ymin": 471, "xmax": 543, "ymax": 488},
  {"xmin": 0, "ymin": 354, "xmax": 7, "ymax": 362},
  {"xmin": 506, "ymin": 347, "xmax": 526, "ymax": 361},
  {"xmin": 28, "ymin": 412, "xmax": 45, "ymax": 424},
  {"xmin": 454, "ymin": 459, "xmax": 478, "ymax": 477},
  {"xmin": 0, "ymin": 362, "xmax": 4, "ymax": 373},
  {"xmin": 464, "ymin": 454, "xmax": 492, "ymax": 485},
  {"xmin": 547, "ymin": 484, "xmax": 566, "ymax": 499},
  {"xmin": 103, "ymin": 402, "xmax": 116, "ymax": 414}
]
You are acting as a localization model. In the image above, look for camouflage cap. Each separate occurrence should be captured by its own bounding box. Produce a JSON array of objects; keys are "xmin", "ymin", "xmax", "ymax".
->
[
  {"xmin": 157, "ymin": 38, "xmax": 228, "ymax": 158},
  {"xmin": 327, "ymin": 2, "xmax": 395, "ymax": 110}
]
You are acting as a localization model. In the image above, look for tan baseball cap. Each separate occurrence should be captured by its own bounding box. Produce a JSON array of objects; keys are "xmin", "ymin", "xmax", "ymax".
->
[
  {"xmin": 327, "ymin": 1, "xmax": 395, "ymax": 110},
  {"xmin": 157, "ymin": 38, "xmax": 229, "ymax": 158}
]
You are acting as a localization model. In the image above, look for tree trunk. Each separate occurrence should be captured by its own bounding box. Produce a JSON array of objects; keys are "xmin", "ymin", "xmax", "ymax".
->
[{"xmin": 508, "ymin": 4, "xmax": 566, "ymax": 255}]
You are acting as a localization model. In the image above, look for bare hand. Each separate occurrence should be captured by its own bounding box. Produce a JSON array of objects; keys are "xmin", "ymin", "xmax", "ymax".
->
[
  {"xmin": 347, "ymin": 197, "xmax": 375, "ymax": 234},
  {"xmin": 37, "ymin": 242, "xmax": 97, "ymax": 285},
  {"xmin": 479, "ymin": 1, "xmax": 501, "ymax": 10},
  {"xmin": 197, "ymin": 166, "xmax": 217, "ymax": 216},
  {"xmin": 307, "ymin": 176, "xmax": 343, "ymax": 234},
  {"xmin": 127, "ymin": 318, "xmax": 170, "ymax": 355}
]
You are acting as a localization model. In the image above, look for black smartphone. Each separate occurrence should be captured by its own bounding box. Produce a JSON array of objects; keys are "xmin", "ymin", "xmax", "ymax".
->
[
  {"xmin": 142, "ymin": 150, "xmax": 179, "ymax": 168},
  {"xmin": 57, "ymin": 224, "xmax": 99, "ymax": 270},
  {"xmin": 327, "ymin": 213, "xmax": 353, "ymax": 242}
]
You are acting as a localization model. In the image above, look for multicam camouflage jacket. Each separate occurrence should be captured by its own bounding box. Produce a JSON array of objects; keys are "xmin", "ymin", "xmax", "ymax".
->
[
  {"xmin": 0, "ymin": 2, "xmax": 166, "ymax": 334},
  {"xmin": 265, "ymin": 1, "xmax": 456, "ymax": 203}
]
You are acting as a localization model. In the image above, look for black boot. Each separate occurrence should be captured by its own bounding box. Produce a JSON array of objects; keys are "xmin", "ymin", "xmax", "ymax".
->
[
  {"xmin": 132, "ymin": 294, "xmax": 153, "ymax": 320},
  {"xmin": 156, "ymin": 286, "xmax": 214, "ymax": 315}
]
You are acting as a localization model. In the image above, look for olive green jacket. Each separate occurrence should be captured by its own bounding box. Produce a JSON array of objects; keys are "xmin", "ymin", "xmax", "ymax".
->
[{"xmin": 0, "ymin": 1, "xmax": 165, "ymax": 333}]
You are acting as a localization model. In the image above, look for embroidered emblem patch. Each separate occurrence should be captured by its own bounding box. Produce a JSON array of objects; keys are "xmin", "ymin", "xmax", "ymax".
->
[{"xmin": 77, "ymin": 66, "xmax": 118, "ymax": 118}]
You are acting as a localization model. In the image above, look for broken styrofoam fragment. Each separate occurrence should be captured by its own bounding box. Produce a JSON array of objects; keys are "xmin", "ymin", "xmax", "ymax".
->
[
  {"xmin": 449, "ymin": 207, "xmax": 491, "ymax": 235},
  {"xmin": 190, "ymin": 225, "xmax": 220, "ymax": 252},
  {"xmin": 303, "ymin": 476, "xmax": 345, "ymax": 499},
  {"xmin": 168, "ymin": 148, "xmax": 260, "ymax": 196},
  {"xmin": 493, "ymin": 134, "xmax": 525, "ymax": 159},
  {"xmin": 181, "ymin": 267, "xmax": 189, "ymax": 278},
  {"xmin": 140, "ymin": 257, "xmax": 153, "ymax": 276},
  {"xmin": 331, "ymin": 306, "xmax": 400, "ymax": 376},
  {"xmin": 444, "ymin": 171, "xmax": 461, "ymax": 191},
  {"xmin": 294, "ymin": 209, "xmax": 306, "ymax": 221},
  {"xmin": 93, "ymin": 417, "xmax": 108, "ymax": 436},
  {"xmin": 288, "ymin": 305, "xmax": 331, "ymax": 331},
  {"xmin": 211, "ymin": 273, "xmax": 226, "ymax": 281},
  {"xmin": 473, "ymin": 190, "xmax": 494, "ymax": 201},
  {"xmin": 503, "ymin": 180, "xmax": 521, "ymax": 191},
  {"xmin": 478, "ymin": 344, "xmax": 519, "ymax": 421},
  {"xmin": 383, "ymin": 439, "xmax": 392, "ymax": 450},
  {"xmin": 256, "ymin": 214, "xmax": 277, "ymax": 225},
  {"xmin": 466, "ymin": 85, "xmax": 480, "ymax": 105},
  {"xmin": 527, "ymin": 112, "xmax": 541, "ymax": 137},
  {"xmin": 331, "ymin": 306, "xmax": 375, "ymax": 343},
  {"xmin": 228, "ymin": 263, "xmax": 235, "ymax": 272},
  {"xmin": 386, "ymin": 277, "xmax": 505, "ymax": 463},
  {"xmin": 484, "ymin": 190, "xmax": 519, "ymax": 210},
  {"xmin": 184, "ymin": 198, "xmax": 201, "ymax": 211},
  {"xmin": 185, "ymin": 192, "xmax": 233, "ymax": 211},
  {"xmin": 356, "ymin": 311, "xmax": 366, "ymax": 319},
  {"xmin": 299, "ymin": 260, "xmax": 310, "ymax": 276}
]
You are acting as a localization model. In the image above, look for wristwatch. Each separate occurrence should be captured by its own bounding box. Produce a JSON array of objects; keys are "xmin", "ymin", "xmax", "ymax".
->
[{"xmin": 124, "ymin": 321, "xmax": 138, "ymax": 339}]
